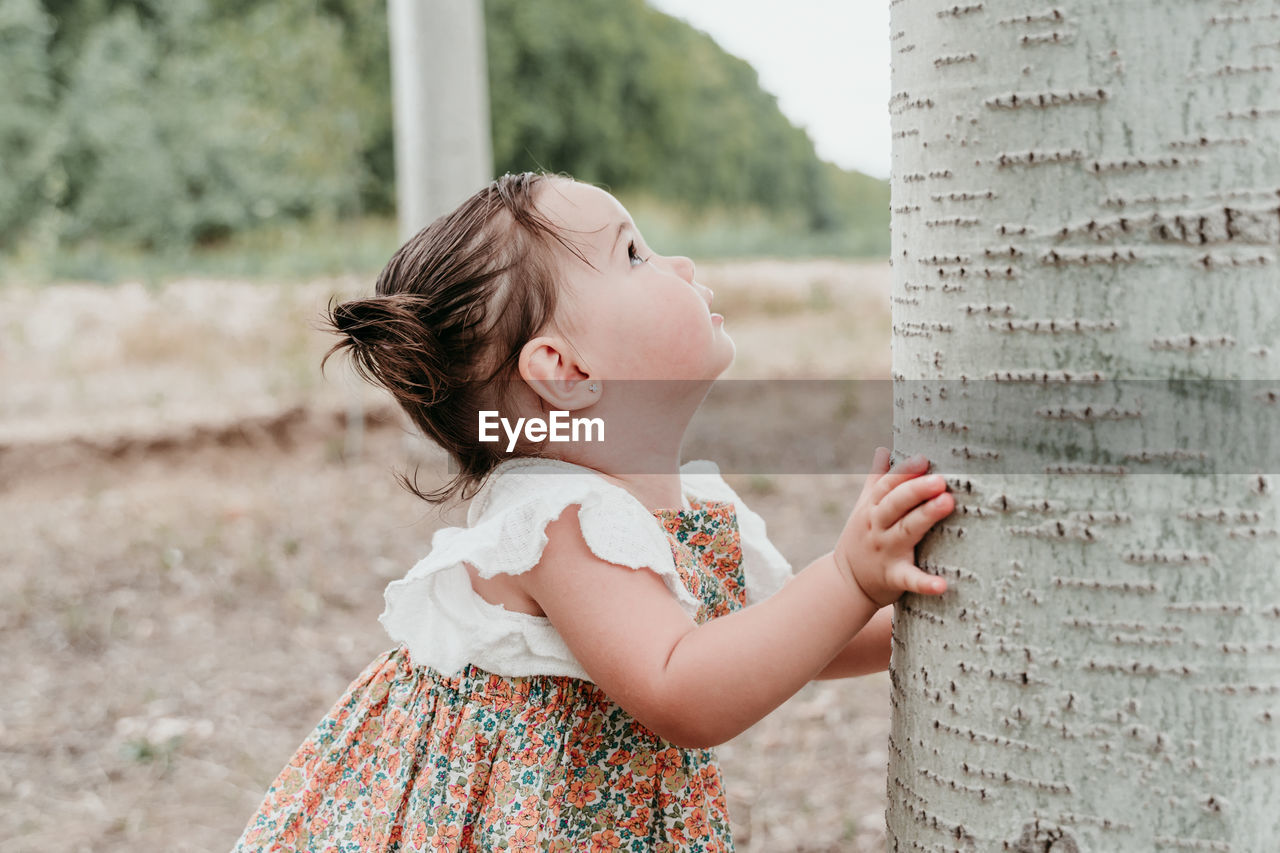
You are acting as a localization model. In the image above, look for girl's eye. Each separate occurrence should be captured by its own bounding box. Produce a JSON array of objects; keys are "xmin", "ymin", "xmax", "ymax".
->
[{"xmin": 627, "ymin": 241, "xmax": 647, "ymax": 267}]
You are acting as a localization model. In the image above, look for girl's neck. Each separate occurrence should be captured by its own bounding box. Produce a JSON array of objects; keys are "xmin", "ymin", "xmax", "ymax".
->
[
  {"xmin": 509, "ymin": 378, "xmax": 712, "ymax": 512},
  {"xmin": 549, "ymin": 387, "xmax": 704, "ymax": 512},
  {"xmin": 602, "ymin": 472, "xmax": 688, "ymax": 513},
  {"xmin": 561, "ymin": 440, "xmax": 688, "ymax": 512}
]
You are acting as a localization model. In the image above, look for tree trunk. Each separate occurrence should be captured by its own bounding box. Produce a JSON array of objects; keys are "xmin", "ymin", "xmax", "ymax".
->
[
  {"xmin": 887, "ymin": 1, "xmax": 1280, "ymax": 850},
  {"xmin": 388, "ymin": 0, "xmax": 492, "ymax": 241}
]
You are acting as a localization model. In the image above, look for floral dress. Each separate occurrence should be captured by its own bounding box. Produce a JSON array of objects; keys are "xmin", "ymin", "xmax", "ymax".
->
[{"xmin": 232, "ymin": 460, "xmax": 792, "ymax": 853}]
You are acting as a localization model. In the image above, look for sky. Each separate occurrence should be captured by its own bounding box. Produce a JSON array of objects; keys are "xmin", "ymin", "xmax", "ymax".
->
[{"xmin": 645, "ymin": 0, "xmax": 891, "ymax": 179}]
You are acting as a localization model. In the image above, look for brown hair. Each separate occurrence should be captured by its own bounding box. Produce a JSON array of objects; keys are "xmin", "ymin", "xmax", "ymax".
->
[{"xmin": 324, "ymin": 171, "xmax": 581, "ymax": 503}]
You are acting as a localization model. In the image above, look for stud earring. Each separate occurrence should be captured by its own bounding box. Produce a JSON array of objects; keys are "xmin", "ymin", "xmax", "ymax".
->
[{"xmin": 587, "ymin": 382, "xmax": 599, "ymax": 394}]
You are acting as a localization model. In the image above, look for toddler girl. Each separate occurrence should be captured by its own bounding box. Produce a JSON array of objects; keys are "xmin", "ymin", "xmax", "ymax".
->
[{"xmin": 232, "ymin": 172, "xmax": 952, "ymax": 852}]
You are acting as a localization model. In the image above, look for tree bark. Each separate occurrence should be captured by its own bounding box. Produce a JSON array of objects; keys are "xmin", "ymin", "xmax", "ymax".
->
[{"xmin": 887, "ymin": 1, "xmax": 1280, "ymax": 850}]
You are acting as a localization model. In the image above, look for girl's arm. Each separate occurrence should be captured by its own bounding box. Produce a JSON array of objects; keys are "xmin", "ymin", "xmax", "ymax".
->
[
  {"xmin": 518, "ymin": 450, "xmax": 951, "ymax": 748},
  {"xmin": 524, "ymin": 508, "xmax": 878, "ymax": 748},
  {"xmin": 813, "ymin": 606, "xmax": 894, "ymax": 680}
]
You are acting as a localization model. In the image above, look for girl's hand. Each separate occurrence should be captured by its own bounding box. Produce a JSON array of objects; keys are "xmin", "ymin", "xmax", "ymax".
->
[{"xmin": 833, "ymin": 447, "xmax": 953, "ymax": 607}]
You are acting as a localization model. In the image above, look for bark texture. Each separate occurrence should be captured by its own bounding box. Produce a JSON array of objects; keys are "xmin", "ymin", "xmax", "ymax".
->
[{"xmin": 888, "ymin": 1, "xmax": 1280, "ymax": 850}]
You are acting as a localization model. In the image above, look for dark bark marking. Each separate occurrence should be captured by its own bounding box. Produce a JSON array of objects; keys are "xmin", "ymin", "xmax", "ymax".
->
[
  {"xmin": 937, "ymin": 3, "xmax": 984, "ymax": 18},
  {"xmin": 996, "ymin": 149, "xmax": 1085, "ymax": 167},
  {"xmin": 1041, "ymin": 248, "xmax": 1139, "ymax": 265},
  {"xmin": 1007, "ymin": 820, "xmax": 1079, "ymax": 853},
  {"xmin": 1020, "ymin": 31, "xmax": 1076, "ymax": 47},
  {"xmin": 1221, "ymin": 106, "xmax": 1280, "ymax": 120},
  {"xmin": 991, "ymin": 318, "xmax": 1118, "ymax": 333},
  {"xmin": 1178, "ymin": 508, "xmax": 1263, "ymax": 523},
  {"xmin": 987, "ymin": 89, "xmax": 1106, "ymax": 110},
  {"xmin": 988, "ymin": 370, "xmax": 1106, "ymax": 382},
  {"xmin": 1089, "ymin": 156, "xmax": 1199, "ymax": 173},
  {"xmin": 998, "ymin": 10, "xmax": 1066, "ymax": 25},
  {"xmin": 935, "ymin": 52, "xmax": 980, "ymax": 67},
  {"xmin": 933, "ymin": 190, "xmax": 997, "ymax": 202},
  {"xmin": 1211, "ymin": 12, "xmax": 1280, "ymax": 26},
  {"xmin": 1168, "ymin": 136, "xmax": 1250, "ymax": 150},
  {"xmin": 1211, "ymin": 63, "xmax": 1274, "ymax": 76},
  {"xmin": 1053, "ymin": 577, "xmax": 1157, "ymax": 592},
  {"xmin": 1122, "ymin": 550, "xmax": 1212, "ymax": 565},
  {"xmin": 1150, "ymin": 334, "xmax": 1236, "ymax": 350}
]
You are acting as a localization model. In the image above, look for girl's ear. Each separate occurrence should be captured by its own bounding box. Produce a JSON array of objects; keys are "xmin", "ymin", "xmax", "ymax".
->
[{"xmin": 518, "ymin": 335, "xmax": 599, "ymax": 411}]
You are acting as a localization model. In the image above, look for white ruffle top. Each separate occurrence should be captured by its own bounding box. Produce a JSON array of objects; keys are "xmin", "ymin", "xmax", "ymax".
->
[{"xmin": 379, "ymin": 457, "xmax": 793, "ymax": 681}]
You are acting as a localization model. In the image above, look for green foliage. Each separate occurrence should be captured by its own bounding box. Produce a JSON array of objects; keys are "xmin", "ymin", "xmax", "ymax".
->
[
  {"xmin": 485, "ymin": 0, "xmax": 845, "ymax": 228},
  {"xmin": 48, "ymin": 0, "xmax": 372, "ymax": 249},
  {"xmin": 317, "ymin": 0, "xmax": 396, "ymax": 212},
  {"xmin": 8, "ymin": 0, "xmax": 888, "ymax": 263},
  {"xmin": 0, "ymin": 0, "xmax": 57, "ymax": 247},
  {"xmin": 822, "ymin": 162, "xmax": 892, "ymax": 255}
]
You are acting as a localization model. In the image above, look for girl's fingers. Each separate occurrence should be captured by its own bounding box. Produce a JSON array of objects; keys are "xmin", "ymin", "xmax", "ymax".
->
[
  {"xmin": 890, "ymin": 491, "xmax": 955, "ymax": 545},
  {"xmin": 909, "ymin": 567, "xmax": 948, "ymax": 596},
  {"xmin": 888, "ymin": 559, "xmax": 948, "ymax": 596},
  {"xmin": 859, "ymin": 446, "xmax": 892, "ymax": 499},
  {"xmin": 867, "ymin": 454, "xmax": 932, "ymax": 505},
  {"xmin": 873, "ymin": 474, "xmax": 948, "ymax": 529}
]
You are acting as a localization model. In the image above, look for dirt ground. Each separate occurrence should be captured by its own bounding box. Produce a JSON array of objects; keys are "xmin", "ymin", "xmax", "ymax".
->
[{"xmin": 0, "ymin": 259, "xmax": 896, "ymax": 852}]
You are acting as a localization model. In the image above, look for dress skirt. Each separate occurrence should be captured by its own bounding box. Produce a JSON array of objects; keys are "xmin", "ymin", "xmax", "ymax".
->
[{"xmin": 231, "ymin": 647, "xmax": 734, "ymax": 852}]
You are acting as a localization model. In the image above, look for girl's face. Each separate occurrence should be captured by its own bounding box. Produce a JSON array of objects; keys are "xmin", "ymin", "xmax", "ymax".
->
[{"xmin": 536, "ymin": 180, "xmax": 735, "ymax": 382}]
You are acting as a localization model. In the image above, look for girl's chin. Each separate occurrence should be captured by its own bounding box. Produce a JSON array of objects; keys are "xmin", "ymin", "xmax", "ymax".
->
[{"xmin": 716, "ymin": 336, "xmax": 736, "ymax": 370}]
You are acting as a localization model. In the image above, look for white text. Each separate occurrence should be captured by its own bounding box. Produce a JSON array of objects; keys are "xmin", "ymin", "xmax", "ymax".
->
[{"xmin": 478, "ymin": 410, "xmax": 605, "ymax": 452}]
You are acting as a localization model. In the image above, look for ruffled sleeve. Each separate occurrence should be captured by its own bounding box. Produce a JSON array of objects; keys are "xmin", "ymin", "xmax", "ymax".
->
[
  {"xmin": 679, "ymin": 460, "xmax": 794, "ymax": 605},
  {"xmin": 379, "ymin": 458, "xmax": 701, "ymax": 679}
]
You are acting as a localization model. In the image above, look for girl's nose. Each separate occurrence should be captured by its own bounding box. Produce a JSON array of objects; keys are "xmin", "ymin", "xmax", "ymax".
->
[
  {"xmin": 655, "ymin": 251, "xmax": 696, "ymax": 277},
  {"xmin": 666, "ymin": 254, "xmax": 696, "ymax": 282}
]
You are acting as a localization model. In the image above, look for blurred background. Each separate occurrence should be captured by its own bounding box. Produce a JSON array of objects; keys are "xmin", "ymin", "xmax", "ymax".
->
[
  {"xmin": 1, "ymin": 1, "xmax": 896, "ymax": 850},
  {"xmin": 0, "ymin": 0, "xmax": 890, "ymax": 281}
]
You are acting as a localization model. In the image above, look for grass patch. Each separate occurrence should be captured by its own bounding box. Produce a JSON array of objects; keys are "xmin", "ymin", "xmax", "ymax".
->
[
  {"xmin": 1, "ymin": 196, "xmax": 889, "ymax": 287},
  {"xmin": 0, "ymin": 216, "xmax": 403, "ymax": 287}
]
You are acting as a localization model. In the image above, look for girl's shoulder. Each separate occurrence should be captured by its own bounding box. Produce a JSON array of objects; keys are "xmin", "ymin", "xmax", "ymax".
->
[
  {"xmin": 462, "ymin": 457, "xmax": 689, "ymax": 575},
  {"xmin": 471, "ymin": 457, "xmax": 793, "ymax": 607},
  {"xmin": 465, "ymin": 456, "xmax": 646, "ymax": 525},
  {"xmin": 470, "ymin": 456, "xmax": 747, "ymax": 515},
  {"xmin": 676, "ymin": 458, "xmax": 749, "ymax": 506},
  {"xmin": 379, "ymin": 458, "xmax": 694, "ymax": 679},
  {"xmin": 378, "ymin": 457, "xmax": 793, "ymax": 679}
]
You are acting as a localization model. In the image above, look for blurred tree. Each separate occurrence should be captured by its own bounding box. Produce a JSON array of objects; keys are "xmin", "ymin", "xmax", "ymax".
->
[
  {"xmin": 484, "ymin": 0, "xmax": 840, "ymax": 227},
  {"xmin": 319, "ymin": 0, "xmax": 396, "ymax": 213},
  {"xmin": 48, "ymin": 0, "xmax": 371, "ymax": 248},
  {"xmin": 13, "ymin": 0, "xmax": 887, "ymax": 252},
  {"xmin": 0, "ymin": 0, "xmax": 56, "ymax": 247}
]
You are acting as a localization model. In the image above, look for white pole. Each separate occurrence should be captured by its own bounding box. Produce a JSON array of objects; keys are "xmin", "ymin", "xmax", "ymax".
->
[
  {"xmin": 387, "ymin": 0, "xmax": 493, "ymax": 242},
  {"xmin": 355, "ymin": 1, "xmax": 491, "ymax": 461}
]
